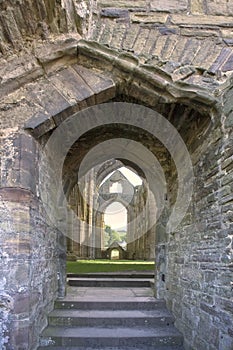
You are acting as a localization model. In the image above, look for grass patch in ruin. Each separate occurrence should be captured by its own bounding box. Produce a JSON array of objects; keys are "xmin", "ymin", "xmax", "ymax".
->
[{"xmin": 67, "ymin": 259, "xmax": 154, "ymax": 274}]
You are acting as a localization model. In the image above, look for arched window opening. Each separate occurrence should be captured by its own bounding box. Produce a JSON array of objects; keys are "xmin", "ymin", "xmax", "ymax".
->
[
  {"xmin": 111, "ymin": 249, "xmax": 120, "ymax": 260},
  {"xmin": 109, "ymin": 182, "xmax": 123, "ymax": 193},
  {"xmin": 104, "ymin": 202, "xmax": 127, "ymax": 251}
]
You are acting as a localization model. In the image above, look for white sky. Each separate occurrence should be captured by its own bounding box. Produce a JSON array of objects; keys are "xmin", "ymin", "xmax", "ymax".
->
[
  {"xmin": 104, "ymin": 202, "xmax": 127, "ymax": 230},
  {"xmin": 102, "ymin": 167, "xmax": 142, "ymax": 230},
  {"xmin": 100, "ymin": 167, "xmax": 142, "ymax": 187}
]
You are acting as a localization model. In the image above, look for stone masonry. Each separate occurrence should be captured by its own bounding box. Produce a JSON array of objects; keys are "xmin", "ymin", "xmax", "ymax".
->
[
  {"xmin": 0, "ymin": 1, "xmax": 233, "ymax": 350},
  {"xmin": 66, "ymin": 161, "xmax": 155, "ymax": 260}
]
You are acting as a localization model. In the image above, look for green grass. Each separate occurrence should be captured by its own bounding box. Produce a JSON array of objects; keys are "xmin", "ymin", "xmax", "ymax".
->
[{"xmin": 67, "ymin": 259, "xmax": 155, "ymax": 274}]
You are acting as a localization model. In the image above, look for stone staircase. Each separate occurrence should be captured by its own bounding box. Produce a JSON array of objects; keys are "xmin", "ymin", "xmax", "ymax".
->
[
  {"xmin": 38, "ymin": 273, "xmax": 184, "ymax": 350},
  {"xmin": 67, "ymin": 271, "xmax": 154, "ymax": 288}
]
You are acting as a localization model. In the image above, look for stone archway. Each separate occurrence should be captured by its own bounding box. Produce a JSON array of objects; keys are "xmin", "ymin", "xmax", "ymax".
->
[{"xmin": 1, "ymin": 27, "xmax": 233, "ymax": 350}]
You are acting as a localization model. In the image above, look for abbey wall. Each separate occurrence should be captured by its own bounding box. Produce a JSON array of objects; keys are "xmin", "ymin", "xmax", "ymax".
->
[{"xmin": 0, "ymin": 1, "xmax": 233, "ymax": 349}]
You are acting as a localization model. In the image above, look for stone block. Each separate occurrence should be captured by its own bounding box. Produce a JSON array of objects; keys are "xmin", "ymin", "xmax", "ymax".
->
[
  {"xmin": 200, "ymin": 302, "xmax": 218, "ymax": 316},
  {"xmin": 219, "ymin": 333, "xmax": 233, "ymax": 350},
  {"xmin": 190, "ymin": 0, "xmax": 204, "ymax": 14},
  {"xmin": 133, "ymin": 28, "xmax": 150, "ymax": 54},
  {"xmin": 0, "ymin": 54, "xmax": 43, "ymax": 98},
  {"xmin": 26, "ymin": 79, "xmax": 71, "ymax": 119},
  {"xmin": 225, "ymin": 112, "xmax": 233, "ymax": 128},
  {"xmin": 9, "ymin": 319, "xmax": 30, "ymax": 350},
  {"xmin": 35, "ymin": 36, "xmax": 81, "ymax": 67},
  {"xmin": 121, "ymin": 24, "xmax": 139, "ymax": 51},
  {"xmin": 110, "ymin": 22, "xmax": 127, "ymax": 49},
  {"xmin": 182, "ymin": 305, "xmax": 199, "ymax": 328},
  {"xmin": 131, "ymin": 13, "xmax": 168, "ymax": 23},
  {"xmin": 150, "ymin": 0, "xmax": 188, "ymax": 12},
  {"xmin": 0, "ymin": 188, "xmax": 33, "ymax": 204},
  {"xmin": 98, "ymin": 0, "xmax": 146, "ymax": 9},
  {"xmin": 206, "ymin": 0, "xmax": 233, "ymax": 16},
  {"xmin": 24, "ymin": 111, "xmax": 55, "ymax": 138},
  {"xmin": 13, "ymin": 292, "xmax": 30, "ymax": 315},
  {"xmin": 198, "ymin": 314, "xmax": 219, "ymax": 348},
  {"xmin": 216, "ymin": 297, "xmax": 233, "ymax": 314},
  {"xmin": 181, "ymin": 27, "xmax": 219, "ymax": 37},
  {"xmin": 49, "ymin": 66, "xmax": 95, "ymax": 107},
  {"xmin": 171, "ymin": 14, "xmax": 233, "ymax": 27},
  {"xmin": 193, "ymin": 336, "xmax": 209, "ymax": 350},
  {"xmin": 222, "ymin": 53, "xmax": 233, "ymax": 72},
  {"xmin": 101, "ymin": 8, "xmax": 129, "ymax": 18},
  {"xmin": 15, "ymin": 262, "xmax": 30, "ymax": 288}
]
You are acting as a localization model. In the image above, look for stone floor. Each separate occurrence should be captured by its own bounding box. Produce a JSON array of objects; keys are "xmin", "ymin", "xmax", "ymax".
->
[{"xmin": 63, "ymin": 285, "xmax": 155, "ymax": 301}]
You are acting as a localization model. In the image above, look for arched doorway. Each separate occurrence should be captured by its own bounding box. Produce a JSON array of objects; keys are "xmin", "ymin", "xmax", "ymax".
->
[
  {"xmin": 1, "ymin": 53, "xmax": 222, "ymax": 350},
  {"xmin": 104, "ymin": 202, "xmax": 127, "ymax": 250}
]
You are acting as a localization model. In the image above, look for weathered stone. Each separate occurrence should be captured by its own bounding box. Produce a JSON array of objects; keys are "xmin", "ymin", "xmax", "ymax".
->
[
  {"xmin": 72, "ymin": 65, "xmax": 116, "ymax": 103},
  {"xmin": 222, "ymin": 53, "xmax": 233, "ymax": 72},
  {"xmin": 0, "ymin": 55, "xmax": 43, "ymax": 98},
  {"xmin": 99, "ymin": 20, "xmax": 115, "ymax": 46},
  {"xmin": 206, "ymin": 0, "xmax": 233, "ymax": 16},
  {"xmin": 209, "ymin": 47, "xmax": 232, "ymax": 74},
  {"xmin": 190, "ymin": 0, "xmax": 204, "ymax": 14},
  {"xmin": 216, "ymin": 297, "xmax": 233, "ymax": 314},
  {"xmin": 1, "ymin": 3, "xmax": 233, "ymax": 350},
  {"xmin": 219, "ymin": 333, "xmax": 233, "ymax": 350},
  {"xmin": 150, "ymin": 0, "xmax": 188, "ymax": 12},
  {"xmin": 225, "ymin": 111, "xmax": 233, "ymax": 127},
  {"xmin": 131, "ymin": 13, "xmax": 168, "ymax": 24},
  {"xmin": 171, "ymin": 14, "xmax": 233, "ymax": 27},
  {"xmin": 133, "ymin": 28, "xmax": 150, "ymax": 54},
  {"xmin": 98, "ymin": 0, "xmax": 146, "ymax": 9},
  {"xmin": 101, "ymin": 8, "xmax": 129, "ymax": 18},
  {"xmin": 171, "ymin": 66, "xmax": 195, "ymax": 82},
  {"xmin": 35, "ymin": 37, "xmax": 80, "ymax": 65},
  {"xmin": 180, "ymin": 27, "xmax": 219, "ymax": 37},
  {"xmin": 122, "ymin": 24, "xmax": 140, "ymax": 51}
]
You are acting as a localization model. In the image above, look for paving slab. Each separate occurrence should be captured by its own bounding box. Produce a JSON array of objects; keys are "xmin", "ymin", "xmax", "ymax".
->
[{"xmin": 64, "ymin": 286, "xmax": 155, "ymax": 301}]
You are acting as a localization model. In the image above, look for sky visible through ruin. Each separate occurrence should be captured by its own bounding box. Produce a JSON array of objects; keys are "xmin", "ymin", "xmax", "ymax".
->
[{"xmin": 104, "ymin": 167, "xmax": 142, "ymax": 230}]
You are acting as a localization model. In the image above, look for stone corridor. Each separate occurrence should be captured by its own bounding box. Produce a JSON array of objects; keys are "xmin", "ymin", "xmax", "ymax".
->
[{"xmin": 0, "ymin": 1, "xmax": 233, "ymax": 350}]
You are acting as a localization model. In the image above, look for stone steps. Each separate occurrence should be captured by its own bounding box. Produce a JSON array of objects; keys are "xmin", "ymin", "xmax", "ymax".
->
[
  {"xmin": 67, "ymin": 272, "xmax": 154, "ymax": 279},
  {"xmin": 68, "ymin": 277, "xmax": 153, "ymax": 288},
  {"xmin": 54, "ymin": 300, "xmax": 165, "ymax": 310},
  {"xmin": 38, "ymin": 275, "xmax": 184, "ymax": 350},
  {"xmin": 39, "ymin": 298, "xmax": 183, "ymax": 349},
  {"xmin": 40, "ymin": 325, "xmax": 183, "ymax": 347},
  {"xmin": 48, "ymin": 308, "xmax": 175, "ymax": 327}
]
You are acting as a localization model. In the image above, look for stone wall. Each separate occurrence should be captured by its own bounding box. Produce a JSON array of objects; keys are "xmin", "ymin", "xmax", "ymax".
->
[
  {"xmin": 165, "ymin": 109, "xmax": 233, "ymax": 349},
  {"xmin": 0, "ymin": 129, "xmax": 66, "ymax": 349}
]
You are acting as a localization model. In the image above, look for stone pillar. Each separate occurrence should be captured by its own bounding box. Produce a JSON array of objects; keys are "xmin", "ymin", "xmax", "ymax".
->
[{"xmin": 0, "ymin": 130, "xmax": 66, "ymax": 350}]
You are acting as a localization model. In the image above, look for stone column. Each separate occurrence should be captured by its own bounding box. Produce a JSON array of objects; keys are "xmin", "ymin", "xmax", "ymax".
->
[{"xmin": 0, "ymin": 130, "xmax": 66, "ymax": 349}]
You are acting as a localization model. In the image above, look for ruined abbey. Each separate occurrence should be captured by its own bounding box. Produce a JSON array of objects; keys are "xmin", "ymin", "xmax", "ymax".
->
[{"xmin": 0, "ymin": 0, "xmax": 233, "ymax": 349}]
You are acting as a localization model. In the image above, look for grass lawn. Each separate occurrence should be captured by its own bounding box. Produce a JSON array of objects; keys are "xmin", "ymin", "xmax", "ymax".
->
[{"xmin": 67, "ymin": 259, "xmax": 155, "ymax": 274}]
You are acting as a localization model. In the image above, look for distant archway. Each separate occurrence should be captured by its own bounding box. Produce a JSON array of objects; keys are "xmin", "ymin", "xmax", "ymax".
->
[{"xmin": 111, "ymin": 249, "xmax": 120, "ymax": 260}]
